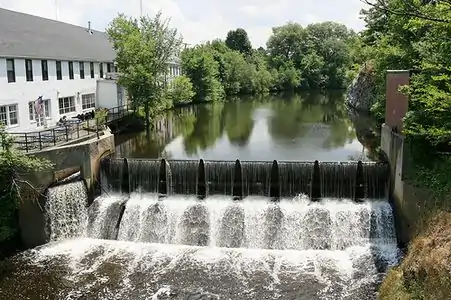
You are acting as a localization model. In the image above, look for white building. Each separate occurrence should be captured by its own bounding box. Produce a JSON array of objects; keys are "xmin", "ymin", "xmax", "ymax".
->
[
  {"xmin": 0, "ymin": 8, "xmax": 183, "ymax": 132},
  {"xmin": 0, "ymin": 8, "xmax": 116, "ymax": 132}
]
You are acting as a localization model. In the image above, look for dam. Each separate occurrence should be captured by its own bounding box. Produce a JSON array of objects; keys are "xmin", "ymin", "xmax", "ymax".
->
[{"xmin": 0, "ymin": 158, "xmax": 400, "ymax": 299}]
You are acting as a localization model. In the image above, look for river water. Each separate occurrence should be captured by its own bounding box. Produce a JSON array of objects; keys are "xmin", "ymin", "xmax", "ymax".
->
[
  {"xmin": 115, "ymin": 92, "xmax": 380, "ymax": 161},
  {"xmin": 0, "ymin": 92, "xmax": 397, "ymax": 300}
]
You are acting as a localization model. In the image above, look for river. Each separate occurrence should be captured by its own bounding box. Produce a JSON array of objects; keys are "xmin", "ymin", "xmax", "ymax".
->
[
  {"xmin": 115, "ymin": 92, "xmax": 380, "ymax": 161},
  {"xmin": 0, "ymin": 92, "xmax": 398, "ymax": 300}
]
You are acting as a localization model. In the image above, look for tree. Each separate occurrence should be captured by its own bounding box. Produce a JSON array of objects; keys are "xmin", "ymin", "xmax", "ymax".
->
[
  {"xmin": 0, "ymin": 127, "xmax": 52, "ymax": 246},
  {"xmin": 225, "ymin": 28, "xmax": 253, "ymax": 55},
  {"xmin": 107, "ymin": 12, "xmax": 182, "ymax": 126},
  {"xmin": 166, "ymin": 76, "xmax": 195, "ymax": 105},
  {"xmin": 181, "ymin": 45, "xmax": 225, "ymax": 101}
]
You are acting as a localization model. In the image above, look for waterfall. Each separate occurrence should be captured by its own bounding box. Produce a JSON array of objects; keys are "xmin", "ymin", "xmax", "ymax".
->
[
  {"xmin": 45, "ymin": 181, "xmax": 88, "ymax": 241},
  {"xmin": 204, "ymin": 160, "xmax": 235, "ymax": 195},
  {"xmin": 127, "ymin": 158, "xmax": 160, "ymax": 193},
  {"xmin": 100, "ymin": 157, "xmax": 124, "ymax": 193},
  {"xmin": 103, "ymin": 195, "xmax": 396, "ymax": 250},
  {"xmin": 4, "ymin": 159, "xmax": 399, "ymax": 299}
]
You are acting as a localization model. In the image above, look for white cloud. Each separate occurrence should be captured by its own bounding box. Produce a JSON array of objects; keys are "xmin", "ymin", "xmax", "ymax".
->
[{"xmin": 0, "ymin": 0, "xmax": 367, "ymax": 47}]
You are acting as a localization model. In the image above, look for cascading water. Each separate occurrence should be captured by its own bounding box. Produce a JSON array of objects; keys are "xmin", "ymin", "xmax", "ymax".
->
[
  {"xmin": 45, "ymin": 180, "xmax": 89, "ymax": 241},
  {"xmin": 0, "ymin": 159, "xmax": 400, "ymax": 300},
  {"xmin": 100, "ymin": 157, "xmax": 124, "ymax": 193}
]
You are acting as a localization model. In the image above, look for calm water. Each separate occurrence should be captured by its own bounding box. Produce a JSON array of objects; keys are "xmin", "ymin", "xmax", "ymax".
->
[{"xmin": 115, "ymin": 92, "xmax": 379, "ymax": 161}]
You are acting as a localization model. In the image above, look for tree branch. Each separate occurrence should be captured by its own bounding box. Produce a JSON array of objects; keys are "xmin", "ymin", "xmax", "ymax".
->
[{"xmin": 361, "ymin": 0, "xmax": 451, "ymax": 23}]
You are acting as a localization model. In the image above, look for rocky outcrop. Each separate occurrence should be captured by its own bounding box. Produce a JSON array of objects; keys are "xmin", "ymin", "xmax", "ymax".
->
[{"xmin": 346, "ymin": 63, "xmax": 377, "ymax": 112}]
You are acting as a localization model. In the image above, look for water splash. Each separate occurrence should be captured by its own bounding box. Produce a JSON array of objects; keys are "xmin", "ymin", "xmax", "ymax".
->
[{"xmin": 45, "ymin": 181, "xmax": 88, "ymax": 241}]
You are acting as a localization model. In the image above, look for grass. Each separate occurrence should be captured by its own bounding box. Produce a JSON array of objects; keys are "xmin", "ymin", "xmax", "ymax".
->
[{"xmin": 379, "ymin": 211, "xmax": 451, "ymax": 300}]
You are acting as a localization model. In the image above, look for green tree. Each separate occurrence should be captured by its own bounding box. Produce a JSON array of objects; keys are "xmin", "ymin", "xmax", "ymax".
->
[
  {"xmin": 167, "ymin": 76, "xmax": 195, "ymax": 106},
  {"xmin": 0, "ymin": 127, "xmax": 52, "ymax": 247},
  {"xmin": 225, "ymin": 28, "xmax": 253, "ymax": 55},
  {"xmin": 107, "ymin": 12, "xmax": 182, "ymax": 126},
  {"xmin": 181, "ymin": 45, "xmax": 225, "ymax": 101}
]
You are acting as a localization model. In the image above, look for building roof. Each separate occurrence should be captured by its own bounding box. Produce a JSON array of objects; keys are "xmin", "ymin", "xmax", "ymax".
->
[{"xmin": 0, "ymin": 8, "xmax": 116, "ymax": 62}]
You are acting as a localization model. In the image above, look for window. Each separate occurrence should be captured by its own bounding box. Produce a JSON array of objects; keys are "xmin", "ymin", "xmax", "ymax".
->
[
  {"xmin": 99, "ymin": 63, "xmax": 104, "ymax": 78},
  {"xmin": 82, "ymin": 93, "xmax": 96, "ymax": 110},
  {"xmin": 90, "ymin": 62, "xmax": 94, "ymax": 78},
  {"xmin": 0, "ymin": 104, "xmax": 18, "ymax": 126},
  {"xmin": 29, "ymin": 99, "xmax": 50, "ymax": 126},
  {"xmin": 41, "ymin": 60, "xmax": 48, "ymax": 81},
  {"xmin": 56, "ymin": 61, "xmax": 62, "ymax": 80},
  {"xmin": 25, "ymin": 59, "xmax": 33, "ymax": 81},
  {"xmin": 107, "ymin": 63, "xmax": 112, "ymax": 73},
  {"xmin": 68, "ymin": 61, "xmax": 74, "ymax": 79},
  {"xmin": 79, "ymin": 62, "xmax": 85, "ymax": 79},
  {"xmin": 58, "ymin": 96, "xmax": 76, "ymax": 114},
  {"xmin": 6, "ymin": 59, "xmax": 15, "ymax": 83}
]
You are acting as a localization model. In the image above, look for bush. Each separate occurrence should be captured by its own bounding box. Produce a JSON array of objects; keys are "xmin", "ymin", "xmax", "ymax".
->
[{"xmin": 167, "ymin": 76, "xmax": 195, "ymax": 106}]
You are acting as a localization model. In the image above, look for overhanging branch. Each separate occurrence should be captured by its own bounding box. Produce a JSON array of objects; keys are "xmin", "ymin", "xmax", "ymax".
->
[{"xmin": 361, "ymin": 0, "xmax": 451, "ymax": 23}]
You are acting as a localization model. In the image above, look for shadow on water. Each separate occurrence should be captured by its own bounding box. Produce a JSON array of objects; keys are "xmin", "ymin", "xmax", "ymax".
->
[{"xmin": 114, "ymin": 92, "xmax": 380, "ymax": 162}]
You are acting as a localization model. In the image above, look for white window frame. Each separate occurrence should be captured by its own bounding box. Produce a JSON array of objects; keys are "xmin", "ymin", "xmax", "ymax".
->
[
  {"xmin": 0, "ymin": 104, "xmax": 19, "ymax": 127},
  {"xmin": 81, "ymin": 93, "xmax": 96, "ymax": 110},
  {"xmin": 58, "ymin": 96, "xmax": 76, "ymax": 115},
  {"xmin": 29, "ymin": 99, "xmax": 51, "ymax": 126}
]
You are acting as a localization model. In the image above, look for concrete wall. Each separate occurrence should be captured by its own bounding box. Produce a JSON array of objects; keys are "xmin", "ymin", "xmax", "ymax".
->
[
  {"xmin": 96, "ymin": 80, "xmax": 127, "ymax": 109},
  {"xmin": 385, "ymin": 70, "xmax": 410, "ymax": 130},
  {"xmin": 381, "ymin": 124, "xmax": 435, "ymax": 245},
  {"xmin": 0, "ymin": 57, "xmax": 109, "ymax": 132},
  {"xmin": 18, "ymin": 130, "xmax": 115, "ymax": 248}
]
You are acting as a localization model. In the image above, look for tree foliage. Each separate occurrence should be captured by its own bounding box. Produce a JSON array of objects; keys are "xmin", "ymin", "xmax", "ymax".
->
[
  {"xmin": 225, "ymin": 28, "xmax": 253, "ymax": 55},
  {"xmin": 360, "ymin": 0, "xmax": 451, "ymax": 145},
  {"xmin": 0, "ymin": 127, "xmax": 52, "ymax": 244},
  {"xmin": 181, "ymin": 21, "xmax": 358, "ymax": 100},
  {"xmin": 166, "ymin": 76, "xmax": 195, "ymax": 105},
  {"xmin": 107, "ymin": 12, "xmax": 182, "ymax": 123}
]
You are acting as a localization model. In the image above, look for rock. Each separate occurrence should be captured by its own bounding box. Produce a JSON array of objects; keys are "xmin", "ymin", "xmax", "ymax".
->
[{"xmin": 346, "ymin": 63, "xmax": 377, "ymax": 112}]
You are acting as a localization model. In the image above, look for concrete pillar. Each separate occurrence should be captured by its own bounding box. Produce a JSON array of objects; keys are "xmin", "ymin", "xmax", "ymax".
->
[{"xmin": 385, "ymin": 70, "xmax": 410, "ymax": 131}]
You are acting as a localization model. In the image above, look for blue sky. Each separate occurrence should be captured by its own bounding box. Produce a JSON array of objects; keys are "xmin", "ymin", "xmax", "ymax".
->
[{"xmin": 0, "ymin": 0, "xmax": 368, "ymax": 47}]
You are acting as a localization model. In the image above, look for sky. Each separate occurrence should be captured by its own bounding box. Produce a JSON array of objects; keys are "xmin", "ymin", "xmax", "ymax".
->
[{"xmin": 0, "ymin": 0, "xmax": 368, "ymax": 47}]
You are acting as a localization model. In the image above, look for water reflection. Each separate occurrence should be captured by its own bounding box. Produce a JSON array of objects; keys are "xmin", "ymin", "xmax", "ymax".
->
[{"xmin": 115, "ymin": 92, "xmax": 379, "ymax": 161}]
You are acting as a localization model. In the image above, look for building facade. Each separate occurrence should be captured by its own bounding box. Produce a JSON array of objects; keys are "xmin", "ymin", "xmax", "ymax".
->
[
  {"xmin": 0, "ymin": 8, "xmax": 115, "ymax": 132},
  {"xmin": 0, "ymin": 8, "xmax": 182, "ymax": 132}
]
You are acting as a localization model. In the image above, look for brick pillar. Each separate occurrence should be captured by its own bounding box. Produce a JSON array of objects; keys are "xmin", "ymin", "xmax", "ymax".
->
[{"xmin": 385, "ymin": 70, "xmax": 410, "ymax": 131}]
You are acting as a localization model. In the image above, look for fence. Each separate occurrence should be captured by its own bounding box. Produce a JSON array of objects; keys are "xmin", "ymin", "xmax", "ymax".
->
[{"xmin": 4, "ymin": 104, "xmax": 133, "ymax": 153}]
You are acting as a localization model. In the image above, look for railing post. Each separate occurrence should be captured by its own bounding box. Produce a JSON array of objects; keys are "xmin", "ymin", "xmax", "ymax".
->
[
  {"xmin": 53, "ymin": 129, "xmax": 56, "ymax": 145},
  {"xmin": 38, "ymin": 132, "xmax": 42, "ymax": 150},
  {"xmin": 65, "ymin": 125, "xmax": 69, "ymax": 142},
  {"xmin": 24, "ymin": 133, "xmax": 28, "ymax": 153},
  {"xmin": 77, "ymin": 122, "xmax": 80, "ymax": 138}
]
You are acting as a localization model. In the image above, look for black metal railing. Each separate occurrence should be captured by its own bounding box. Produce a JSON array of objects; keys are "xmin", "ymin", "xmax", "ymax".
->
[{"xmin": 4, "ymin": 104, "xmax": 133, "ymax": 153}]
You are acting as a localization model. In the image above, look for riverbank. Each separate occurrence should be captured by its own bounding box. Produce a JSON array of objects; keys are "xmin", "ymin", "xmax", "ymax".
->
[
  {"xmin": 379, "ymin": 211, "xmax": 451, "ymax": 300},
  {"xmin": 378, "ymin": 142, "xmax": 451, "ymax": 298}
]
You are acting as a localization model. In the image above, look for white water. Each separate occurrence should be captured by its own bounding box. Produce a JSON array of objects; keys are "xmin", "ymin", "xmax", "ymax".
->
[
  {"xmin": 46, "ymin": 181, "xmax": 89, "ymax": 241},
  {"xmin": 98, "ymin": 194, "xmax": 396, "ymax": 251},
  {"xmin": 24, "ymin": 184, "xmax": 400, "ymax": 299}
]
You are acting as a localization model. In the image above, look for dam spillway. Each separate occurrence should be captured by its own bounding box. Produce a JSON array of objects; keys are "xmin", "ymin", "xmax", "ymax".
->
[
  {"xmin": 100, "ymin": 158, "xmax": 389, "ymax": 200},
  {"xmin": 0, "ymin": 158, "xmax": 399, "ymax": 300}
]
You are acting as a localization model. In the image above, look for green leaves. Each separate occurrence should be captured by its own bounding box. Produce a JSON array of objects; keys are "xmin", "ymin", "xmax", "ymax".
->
[{"xmin": 106, "ymin": 12, "xmax": 182, "ymax": 121}]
